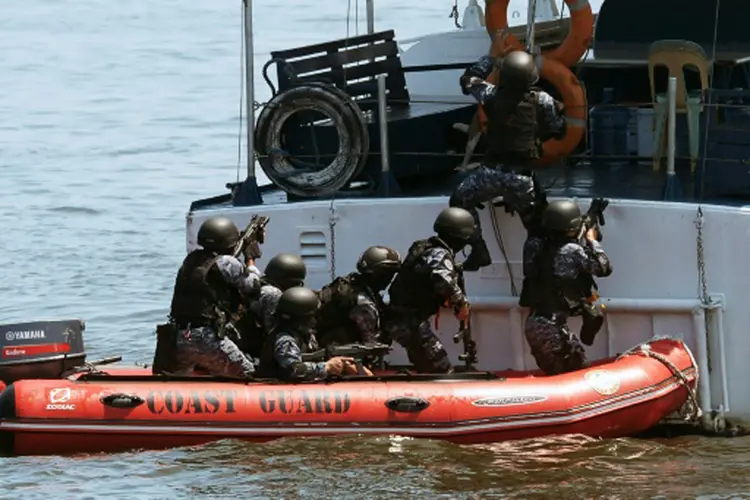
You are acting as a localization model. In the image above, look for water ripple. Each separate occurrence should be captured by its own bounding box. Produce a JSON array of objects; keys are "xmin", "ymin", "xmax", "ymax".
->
[{"xmin": 0, "ymin": 0, "xmax": 744, "ymax": 497}]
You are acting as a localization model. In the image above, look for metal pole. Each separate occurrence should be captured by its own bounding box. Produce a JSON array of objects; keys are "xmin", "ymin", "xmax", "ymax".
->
[
  {"xmin": 377, "ymin": 74, "xmax": 390, "ymax": 176},
  {"xmin": 366, "ymin": 0, "xmax": 375, "ymax": 34},
  {"xmin": 666, "ymin": 76, "xmax": 677, "ymax": 176},
  {"xmin": 525, "ymin": 0, "xmax": 538, "ymax": 53},
  {"xmin": 244, "ymin": 0, "xmax": 256, "ymax": 180},
  {"xmin": 548, "ymin": 0, "xmax": 560, "ymax": 19}
]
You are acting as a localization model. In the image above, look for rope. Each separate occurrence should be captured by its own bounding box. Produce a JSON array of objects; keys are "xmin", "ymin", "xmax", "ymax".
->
[
  {"xmin": 327, "ymin": 0, "xmax": 359, "ymax": 281},
  {"xmin": 489, "ymin": 205, "xmax": 518, "ymax": 296},
  {"xmin": 617, "ymin": 337, "xmax": 703, "ymax": 422},
  {"xmin": 63, "ymin": 361, "xmax": 107, "ymax": 379}
]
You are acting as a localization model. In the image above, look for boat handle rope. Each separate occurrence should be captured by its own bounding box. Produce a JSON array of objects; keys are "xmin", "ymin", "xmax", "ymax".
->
[
  {"xmin": 617, "ymin": 337, "xmax": 702, "ymax": 422},
  {"xmin": 63, "ymin": 356, "xmax": 123, "ymax": 379},
  {"xmin": 100, "ymin": 393, "xmax": 146, "ymax": 410}
]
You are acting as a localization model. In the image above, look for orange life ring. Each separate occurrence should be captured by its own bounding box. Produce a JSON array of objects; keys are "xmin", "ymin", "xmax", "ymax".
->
[
  {"xmin": 485, "ymin": 0, "xmax": 594, "ymax": 67},
  {"xmin": 476, "ymin": 56, "xmax": 586, "ymax": 165}
]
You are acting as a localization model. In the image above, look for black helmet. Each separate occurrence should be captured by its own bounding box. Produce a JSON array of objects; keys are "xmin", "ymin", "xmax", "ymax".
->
[
  {"xmin": 197, "ymin": 217, "xmax": 240, "ymax": 252},
  {"xmin": 276, "ymin": 286, "xmax": 320, "ymax": 319},
  {"xmin": 356, "ymin": 246, "xmax": 401, "ymax": 274},
  {"xmin": 542, "ymin": 200, "xmax": 582, "ymax": 233},
  {"xmin": 264, "ymin": 253, "xmax": 307, "ymax": 290},
  {"xmin": 433, "ymin": 207, "xmax": 476, "ymax": 241},
  {"xmin": 498, "ymin": 50, "xmax": 539, "ymax": 89}
]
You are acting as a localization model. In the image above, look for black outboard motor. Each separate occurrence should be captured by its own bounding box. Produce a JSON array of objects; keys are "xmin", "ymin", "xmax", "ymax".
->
[{"xmin": 0, "ymin": 320, "xmax": 86, "ymax": 384}]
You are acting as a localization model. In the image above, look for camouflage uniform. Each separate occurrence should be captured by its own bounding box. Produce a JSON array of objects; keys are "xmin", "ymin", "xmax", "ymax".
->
[
  {"xmin": 171, "ymin": 253, "xmax": 259, "ymax": 377},
  {"xmin": 228, "ymin": 281, "xmax": 284, "ymax": 361},
  {"xmin": 385, "ymin": 240, "xmax": 463, "ymax": 373},
  {"xmin": 524, "ymin": 239, "xmax": 612, "ymax": 375},
  {"xmin": 450, "ymin": 55, "xmax": 566, "ymax": 264},
  {"xmin": 259, "ymin": 328, "xmax": 327, "ymax": 381},
  {"xmin": 316, "ymin": 273, "xmax": 383, "ymax": 347},
  {"xmin": 173, "ymin": 326, "xmax": 256, "ymax": 377},
  {"xmin": 348, "ymin": 291, "xmax": 380, "ymax": 344},
  {"xmin": 251, "ymin": 282, "xmax": 283, "ymax": 334}
]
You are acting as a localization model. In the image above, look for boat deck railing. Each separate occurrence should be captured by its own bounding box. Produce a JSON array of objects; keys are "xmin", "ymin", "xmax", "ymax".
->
[{"xmin": 200, "ymin": 84, "xmax": 750, "ymax": 211}]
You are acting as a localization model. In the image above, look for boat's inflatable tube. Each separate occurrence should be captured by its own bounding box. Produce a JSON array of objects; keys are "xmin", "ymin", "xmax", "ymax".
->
[
  {"xmin": 477, "ymin": 56, "xmax": 587, "ymax": 164},
  {"xmin": 254, "ymin": 83, "xmax": 370, "ymax": 198},
  {"xmin": 0, "ymin": 339, "xmax": 698, "ymax": 456},
  {"xmin": 485, "ymin": 0, "xmax": 594, "ymax": 67}
]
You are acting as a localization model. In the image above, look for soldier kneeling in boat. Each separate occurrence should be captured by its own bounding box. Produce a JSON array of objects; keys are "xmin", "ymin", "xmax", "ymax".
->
[
  {"xmin": 258, "ymin": 287, "xmax": 367, "ymax": 381},
  {"xmin": 382, "ymin": 207, "xmax": 474, "ymax": 373},
  {"xmin": 450, "ymin": 49, "xmax": 566, "ymax": 271},
  {"xmin": 522, "ymin": 200, "xmax": 613, "ymax": 375},
  {"xmin": 161, "ymin": 216, "xmax": 259, "ymax": 378},
  {"xmin": 316, "ymin": 246, "xmax": 401, "ymax": 348},
  {"xmin": 235, "ymin": 253, "xmax": 307, "ymax": 360}
]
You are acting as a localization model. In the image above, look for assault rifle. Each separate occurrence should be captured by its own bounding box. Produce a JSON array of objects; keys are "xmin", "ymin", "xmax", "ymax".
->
[
  {"xmin": 232, "ymin": 214, "xmax": 270, "ymax": 262},
  {"xmin": 301, "ymin": 342, "xmax": 392, "ymax": 368},
  {"xmin": 577, "ymin": 198, "xmax": 609, "ymax": 244},
  {"xmin": 452, "ymin": 270, "xmax": 477, "ymax": 370},
  {"xmin": 575, "ymin": 198, "xmax": 610, "ymax": 346}
]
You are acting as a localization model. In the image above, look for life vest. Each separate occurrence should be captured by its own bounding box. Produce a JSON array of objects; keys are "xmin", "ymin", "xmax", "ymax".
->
[
  {"xmin": 237, "ymin": 280, "xmax": 281, "ymax": 359},
  {"xmin": 316, "ymin": 273, "xmax": 383, "ymax": 346},
  {"xmin": 521, "ymin": 239, "xmax": 596, "ymax": 314},
  {"xmin": 388, "ymin": 237, "xmax": 454, "ymax": 318},
  {"xmin": 169, "ymin": 249, "xmax": 241, "ymax": 328},
  {"xmin": 485, "ymin": 88, "xmax": 542, "ymax": 165}
]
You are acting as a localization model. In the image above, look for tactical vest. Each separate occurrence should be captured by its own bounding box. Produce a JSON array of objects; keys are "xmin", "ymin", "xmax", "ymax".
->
[
  {"xmin": 169, "ymin": 249, "xmax": 242, "ymax": 328},
  {"xmin": 236, "ymin": 280, "xmax": 280, "ymax": 358},
  {"xmin": 485, "ymin": 88, "xmax": 541, "ymax": 164},
  {"xmin": 316, "ymin": 273, "xmax": 382, "ymax": 346},
  {"xmin": 522, "ymin": 239, "xmax": 595, "ymax": 314},
  {"xmin": 388, "ymin": 237, "xmax": 452, "ymax": 318},
  {"xmin": 257, "ymin": 326, "xmax": 319, "ymax": 380}
]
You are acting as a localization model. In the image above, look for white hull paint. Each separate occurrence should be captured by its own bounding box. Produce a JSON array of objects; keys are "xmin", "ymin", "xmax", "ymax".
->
[
  {"xmin": 186, "ymin": 197, "xmax": 749, "ymax": 431},
  {"xmin": 399, "ymin": 28, "xmax": 489, "ymax": 101}
]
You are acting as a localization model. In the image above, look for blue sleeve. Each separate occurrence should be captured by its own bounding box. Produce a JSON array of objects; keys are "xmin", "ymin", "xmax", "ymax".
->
[
  {"xmin": 215, "ymin": 255, "xmax": 261, "ymax": 295},
  {"xmin": 581, "ymin": 240, "xmax": 613, "ymax": 277},
  {"xmin": 348, "ymin": 293, "xmax": 381, "ymax": 344},
  {"xmin": 555, "ymin": 242, "xmax": 612, "ymax": 279},
  {"xmin": 536, "ymin": 90, "xmax": 566, "ymax": 140},
  {"xmin": 259, "ymin": 286, "xmax": 283, "ymax": 333},
  {"xmin": 273, "ymin": 334, "xmax": 328, "ymax": 381},
  {"xmin": 462, "ymin": 56, "xmax": 498, "ymax": 105},
  {"xmin": 420, "ymin": 248, "xmax": 465, "ymax": 306}
]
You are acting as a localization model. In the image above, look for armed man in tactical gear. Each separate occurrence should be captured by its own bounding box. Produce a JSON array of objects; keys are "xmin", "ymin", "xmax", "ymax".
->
[
  {"xmin": 166, "ymin": 216, "xmax": 260, "ymax": 377},
  {"xmin": 450, "ymin": 49, "xmax": 567, "ymax": 271},
  {"xmin": 522, "ymin": 199, "xmax": 612, "ymax": 375},
  {"xmin": 239, "ymin": 252, "xmax": 307, "ymax": 359},
  {"xmin": 258, "ymin": 286, "xmax": 365, "ymax": 381},
  {"xmin": 317, "ymin": 246, "xmax": 401, "ymax": 347},
  {"xmin": 383, "ymin": 207, "xmax": 475, "ymax": 373}
]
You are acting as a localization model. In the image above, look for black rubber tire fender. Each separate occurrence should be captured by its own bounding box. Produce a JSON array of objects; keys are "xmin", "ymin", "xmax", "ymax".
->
[{"xmin": 255, "ymin": 83, "xmax": 369, "ymax": 197}]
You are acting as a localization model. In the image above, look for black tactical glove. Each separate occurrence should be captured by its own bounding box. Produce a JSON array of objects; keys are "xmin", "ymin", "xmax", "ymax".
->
[
  {"xmin": 459, "ymin": 73, "xmax": 478, "ymax": 95},
  {"xmin": 243, "ymin": 241, "xmax": 263, "ymax": 261}
]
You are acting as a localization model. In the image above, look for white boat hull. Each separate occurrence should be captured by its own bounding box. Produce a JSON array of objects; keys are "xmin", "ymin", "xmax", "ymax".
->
[{"xmin": 185, "ymin": 196, "xmax": 747, "ymax": 432}]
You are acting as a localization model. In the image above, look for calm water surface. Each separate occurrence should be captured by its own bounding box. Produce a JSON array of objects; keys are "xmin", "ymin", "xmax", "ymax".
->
[{"xmin": 0, "ymin": 1, "xmax": 748, "ymax": 498}]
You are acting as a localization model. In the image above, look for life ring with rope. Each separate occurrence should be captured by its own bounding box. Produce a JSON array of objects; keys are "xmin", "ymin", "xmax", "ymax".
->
[
  {"xmin": 254, "ymin": 82, "xmax": 370, "ymax": 198},
  {"xmin": 476, "ymin": 54, "xmax": 587, "ymax": 165},
  {"xmin": 485, "ymin": 0, "xmax": 594, "ymax": 67}
]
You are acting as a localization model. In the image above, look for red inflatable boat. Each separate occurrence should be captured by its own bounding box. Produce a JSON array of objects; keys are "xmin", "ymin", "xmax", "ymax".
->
[{"xmin": 0, "ymin": 330, "xmax": 698, "ymax": 456}]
